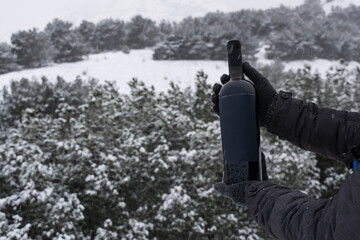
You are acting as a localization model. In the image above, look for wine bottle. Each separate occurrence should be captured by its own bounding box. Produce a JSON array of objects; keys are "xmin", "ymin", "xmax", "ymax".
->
[{"xmin": 219, "ymin": 40, "xmax": 262, "ymax": 184}]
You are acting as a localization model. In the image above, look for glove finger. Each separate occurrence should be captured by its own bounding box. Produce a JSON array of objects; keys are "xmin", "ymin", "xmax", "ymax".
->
[
  {"xmin": 213, "ymin": 105, "xmax": 219, "ymax": 115},
  {"xmin": 212, "ymin": 83, "xmax": 222, "ymax": 94},
  {"xmin": 214, "ymin": 182, "xmax": 234, "ymax": 199},
  {"xmin": 242, "ymin": 62, "xmax": 268, "ymax": 86},
  {"xmin": 220, "ymin": 74, "xmax": 230, "ymax": 85},
  {"xmin": 211, "ymin": 93, "xmax": 219, "ymax": 104}
]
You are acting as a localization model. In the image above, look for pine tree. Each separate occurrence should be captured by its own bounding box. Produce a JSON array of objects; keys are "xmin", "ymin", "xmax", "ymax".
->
[
  {"xmin": 95, "ymin": 19, "xmax": 126, "ymax": 51},
  {"xmin": 158, "ymin": 20, "xmax": 174, "ymax": 41},
  {"xmin": 1, "ymin": 64, "xmax": 359, "ymax": 239},
  {"xmin": 76, "ymin": 20, "xmax": 97, "ymax": 52},
  {"xmin": 45, "ymin": 19, "xmax": 90, "ymax": 62},
  {"xmin": 0, "ymin": 42, "xmax": 19, "ymax": 74},
  {"xmin": 126, "ymin": 15, "xmax": 159, "ymax": 49},
  {"xmin": 11, "ymin": 28, "xmax": 53, "ymax": 68}
]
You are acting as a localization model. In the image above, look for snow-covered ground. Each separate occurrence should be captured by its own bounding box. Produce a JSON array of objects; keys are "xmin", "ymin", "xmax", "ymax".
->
[
  {"xmin": 323, "ymin": 0, "xmax": 359, "ymax": 14},
  {"xmin": 0, "ymin": 49, "xmax": 227, "ymax": 93},
  {"xmin": 282, "ymin": 59, "xmax": 360, "ymax": 74},
  {"xmin": 255, "ymin": 44, "xmax": 360, "ymax": 74},
  {"xmin": 1, "ymin": 49, "xmax": 359, "ymax": 94}
]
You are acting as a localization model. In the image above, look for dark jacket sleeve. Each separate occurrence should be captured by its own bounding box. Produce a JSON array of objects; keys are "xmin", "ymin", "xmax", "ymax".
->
[
  {"xmin": 245, "ymin": 169, "xmax": 360, "ymax": 240},
  {"xmin": 267, "ymin": 91, "xmax": 360, "ymax": 168}
]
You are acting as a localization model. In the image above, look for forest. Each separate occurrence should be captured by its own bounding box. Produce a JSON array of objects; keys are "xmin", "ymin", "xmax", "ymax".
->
[
  {"xmin": 1, "ymin": 62, "xmax": 359, "ymax": 238},
  {"xmin": 1, "ymin": 1, "xmax": 360, "ymax": 74}
]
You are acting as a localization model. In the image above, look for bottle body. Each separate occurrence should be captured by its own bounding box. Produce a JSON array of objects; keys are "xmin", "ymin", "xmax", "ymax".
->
[{"xmin": 219, "ymin": 80, "xmax": 261, "ymax": 184}]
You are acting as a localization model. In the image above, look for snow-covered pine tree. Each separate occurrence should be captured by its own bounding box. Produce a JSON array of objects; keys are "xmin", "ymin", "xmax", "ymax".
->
[
  {"xmin": 1, "ymin": 64, "xmax": 359, "ymax": 239},
  {"xmin": 95, "ymin": 19, "xmax": 126, "ymax": 51},
  {"xmin": 126, "ymin": 15, "xmax": 159, "ymax": 49},
  {"xmin": 0, "ymin": 42, "xmax": 19, "ymax": 74},
  {"xmin": 76, "ymin": 20, "xmax": 98, "ymax": 53},
  {"xmin": 11, "ymin": 28, "xmax": 53, "ymax": 68},
  {"xmin": 45, "ymin": 19, "xmax": 91, "ymax": 63}
]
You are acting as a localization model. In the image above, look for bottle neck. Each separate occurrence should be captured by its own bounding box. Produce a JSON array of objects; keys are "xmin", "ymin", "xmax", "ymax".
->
[{"xmin": 229, "ymin": 66, "xmax": 243, "ymax": 80}]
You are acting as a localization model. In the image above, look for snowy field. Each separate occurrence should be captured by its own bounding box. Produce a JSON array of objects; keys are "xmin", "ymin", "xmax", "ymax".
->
[
  {"xmin": 1, "ymin": 48, "xmax": 359, "ymax": 94},
  {"xmin": 0, "ymin": 49, "xmax": 227, "ymax": 93}
]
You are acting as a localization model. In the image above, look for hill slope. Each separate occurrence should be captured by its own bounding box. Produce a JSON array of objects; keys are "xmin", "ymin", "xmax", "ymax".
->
[
  {"xmin": 1, "ymin": 49, "xmax": 359, "ymax": 94},
  {"xmin": 322, "ymin": 0, "xmax": 359, "ymax": 13}
]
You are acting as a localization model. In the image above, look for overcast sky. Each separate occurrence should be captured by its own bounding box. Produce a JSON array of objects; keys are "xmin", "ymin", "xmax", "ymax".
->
[{"xmin": 0, "ymin": 0, "xmax": 306, "ymax": 42}]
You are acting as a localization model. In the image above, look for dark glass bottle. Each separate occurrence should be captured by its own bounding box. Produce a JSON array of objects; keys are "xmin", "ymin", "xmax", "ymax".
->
[{"xmin": 219, "ymin": 40, "xmax": 262, "ymax": 184}]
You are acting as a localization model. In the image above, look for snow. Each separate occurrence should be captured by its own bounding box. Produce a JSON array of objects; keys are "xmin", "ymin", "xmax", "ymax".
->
[
  {"xmin": 160, "ymin": 186, "xmax": 191, "ymax": 211},
  {"xmin": 0, "ymin": 49, "xmax": 227, "ymax": 94},
  {"xmin": 197, "ymin": 188, "xmax": 214, "ymax": 198},
  {"xmin": 255, "ymin": 44, "xmax": 273, "ymax": 66},
  {"xmin": 282, "ymin": 59, "xmax": 360, "ymax": 74},
  {"xmin": 0, "ymin": 199, "xmax": 5, "ymax": 209},
  {"xmin": 1, "ymin": 48, "xmax": 359, "ymax": 94},
  {"xmin": 38, "ymin": 187, "xmax": 53, "ymax": 202},
  {"xmin": 255, "ymin": 44, "xmax": 360, "ymax": 75},
  {"xmin": 322, "ymin": 0, "xmax": 359, "ymax": 14}
]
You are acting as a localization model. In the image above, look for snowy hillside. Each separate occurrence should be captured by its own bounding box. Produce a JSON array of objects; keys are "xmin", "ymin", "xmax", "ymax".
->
[
  {"xmin": 0, "ymin": 50, "xmax": 226, "ymax": 93},
  {"xmin": 1, "ymin": 49, "xmax": 359, "ymax": 94}
]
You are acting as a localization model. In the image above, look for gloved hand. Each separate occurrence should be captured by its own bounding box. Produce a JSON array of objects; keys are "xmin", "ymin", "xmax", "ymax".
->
[
  {"xmin": 211, "ymin": 62, "xmax": 278, "ymax": 127},
  {"xmin": 214, "ymin": 153, "xmax": 268, "ymax": 206}
]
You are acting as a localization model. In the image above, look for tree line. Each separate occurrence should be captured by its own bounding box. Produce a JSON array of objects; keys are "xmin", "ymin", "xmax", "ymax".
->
[
  {"xmin": 0, "ymin": 16, "xmax": 161, "ymax": 74},
  {"xmin": 1, "ymin": 2, "xmax": 360, "ymax": 74},
  {"xmin": 154, "ymin": 2, "xmax": 360, "ymax": 62}
]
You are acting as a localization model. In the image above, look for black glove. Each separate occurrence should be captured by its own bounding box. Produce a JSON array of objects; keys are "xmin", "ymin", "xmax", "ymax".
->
[
  {"xmin": 211, "ymin": 62, "xmax": 278, "ymax": 127},
  {"xmin": 214, "ymin": 153, "xmax": 268, "ymax": 206}
]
